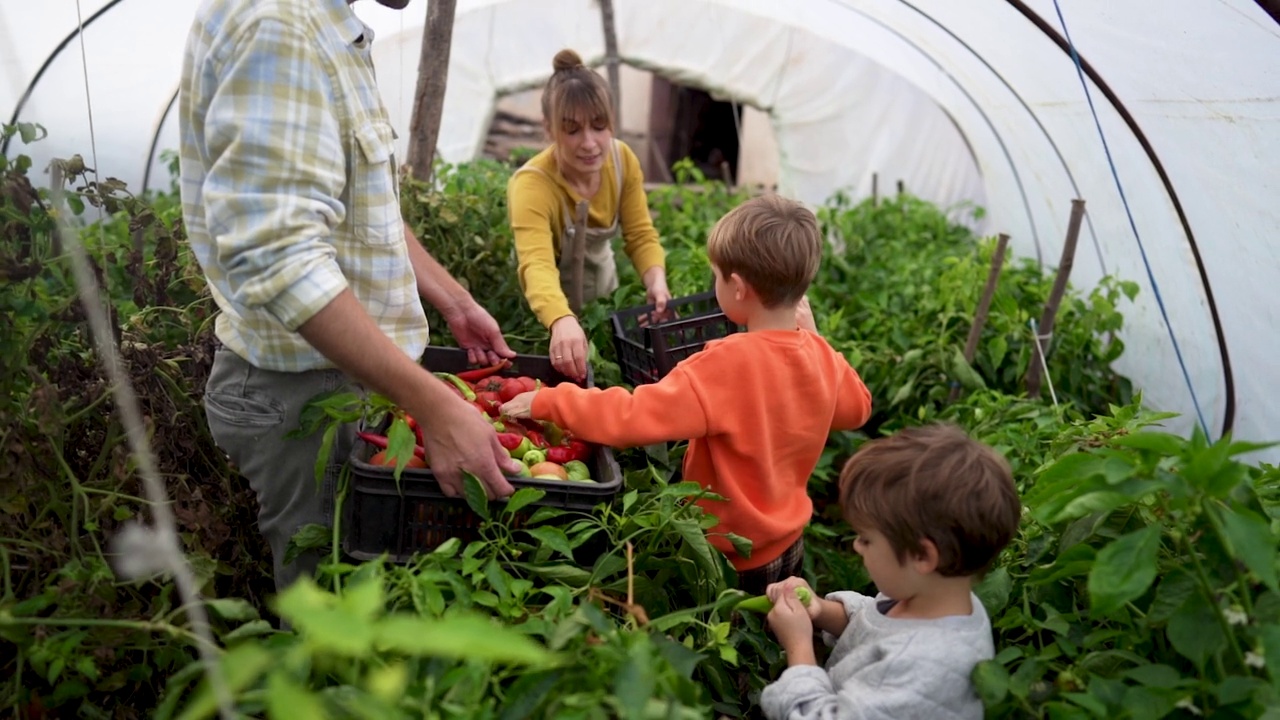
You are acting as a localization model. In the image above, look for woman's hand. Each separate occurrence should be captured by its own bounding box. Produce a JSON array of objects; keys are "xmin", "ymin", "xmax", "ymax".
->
[
  {"xmin": 643, "ymin": 266, "xmax": 673, "ymax": 322},
  {"xmin": 549, "ymin": 315, "xmax": 588, "ymax": 382}
]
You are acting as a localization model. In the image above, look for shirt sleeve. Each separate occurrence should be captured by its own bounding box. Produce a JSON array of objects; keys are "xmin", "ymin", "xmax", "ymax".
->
[
  {"xmin": 201, "ymin": 18, "xmax": 349, "ymax": 331},
  {"xmin": 832, "ymin": 360, "xmax": 873, "ymax": 431},
  {"xmin": 530, "ymin": 364, "xmax": 709, "ymax": 447},
  {"xmin": 508, "ymin": 170, "xmax": 573, "ymax": 328},
  {"xmin": 615, "ymin": 142, "xmax": 665, "ymax": 278}
]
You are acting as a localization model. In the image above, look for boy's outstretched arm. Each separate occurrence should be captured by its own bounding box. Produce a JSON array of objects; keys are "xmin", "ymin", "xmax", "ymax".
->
[
  {"xmin": 501, "ymin": 366, "xmax": 709, "ymax": 448},
  {"xmin": 832, "ymin": 363, "xmax": 873, "ymax": 431}
]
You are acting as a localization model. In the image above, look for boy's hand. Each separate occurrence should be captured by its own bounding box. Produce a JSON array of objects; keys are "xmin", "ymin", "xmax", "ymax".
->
[
  {"xmin": 769, "ymin": 577, "xmax": 821, "ymax": 621},
  {"xmin": 766, "ymin": 587, "xmax": 817, "ymax": 665},
  {"xmin": 795, "ymin": 295, "xmax": 818, "ymax": 333},
  {"xmin": 499, "ymin": 390, "xmax": 538, "ymax": 419}
]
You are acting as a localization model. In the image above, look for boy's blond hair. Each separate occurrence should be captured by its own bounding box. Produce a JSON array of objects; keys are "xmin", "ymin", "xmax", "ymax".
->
[
  {"xmin": 838, "ymin": 424, "xmax": 1021, "ymax": 577},
  {"xmin": 706, "ymin": 195, "xmax": 822, "ymax": 308}
]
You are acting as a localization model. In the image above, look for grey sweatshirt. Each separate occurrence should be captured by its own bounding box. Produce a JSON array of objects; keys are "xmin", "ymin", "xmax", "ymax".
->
[{"xmin": 760, "ymin": 591, "xmax": 993, "ymax": 720}]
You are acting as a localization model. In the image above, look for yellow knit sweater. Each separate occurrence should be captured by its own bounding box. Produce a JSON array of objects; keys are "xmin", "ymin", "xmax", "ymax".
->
[{"xmin": 507, "ymin": 140, "xmax": 665, "ymax": 328}]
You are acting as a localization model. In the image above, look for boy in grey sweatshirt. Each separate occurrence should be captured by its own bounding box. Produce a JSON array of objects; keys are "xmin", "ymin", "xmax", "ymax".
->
[{"xmin": 760, "ymin": 424, "xmax": 1022, "ymax": 720}]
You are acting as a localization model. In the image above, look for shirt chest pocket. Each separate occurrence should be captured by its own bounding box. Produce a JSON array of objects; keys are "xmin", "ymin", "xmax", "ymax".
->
[{"xmin": 348, "ymin": 120, "xmax": 401, "ymax": 245}]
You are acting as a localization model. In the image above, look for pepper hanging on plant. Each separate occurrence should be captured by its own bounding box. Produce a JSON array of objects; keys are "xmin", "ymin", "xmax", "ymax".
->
[{"xmin": 735, "ymin": 587, "xmax": 813, "ymax": 614}]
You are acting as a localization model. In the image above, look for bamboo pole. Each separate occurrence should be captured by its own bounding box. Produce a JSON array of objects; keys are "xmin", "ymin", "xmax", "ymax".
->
[
  {"xmin": 406, "ymin": 0, "xmax": 458, "ymax": 181},
  {"xmin": 1026, "ymin": 199, "xmax": 1087, "ymax": 397},
  {"xmin": 871, "ymin": 172, "xmax": 879, "ymax": 207},
  {"xmin": 599, "ymin": 0, "xmax": 622, "ymax": 125},
  {"xmin": 949, "ymin": 233, "xmax": 1011, "ymax": 402},
  {"xmin": 567, "ymin": 200, "xmax": 589, "ymax": 313}
]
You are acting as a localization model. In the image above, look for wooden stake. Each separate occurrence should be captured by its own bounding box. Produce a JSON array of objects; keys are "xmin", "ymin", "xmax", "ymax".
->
[
  {"xmin": 719, "ymin": 159, "xmax": 733, "ymax": 190},
  {"xmin": 599, "ymin": 0, "xmax": 622, "ymax": 126},
  {"xmin": 406, "ymin": 0, "xmax": 458, "ymax": 182},
  {"xmin": 1026, "ymin": 199, "xmax": 1087, "ymax": 398},
  {"xmin": 871, "ymin": 172, "xmax": 879, "ymax": 207},
  {"xmin": 950, "ymin": 233, "xmax": 1010, "ymax": 402},
  {"xmin": 567, "ymin": 200, "xmax": 589, "ymax": 313}
]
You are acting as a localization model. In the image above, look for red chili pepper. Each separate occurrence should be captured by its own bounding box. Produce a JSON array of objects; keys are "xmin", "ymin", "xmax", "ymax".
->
[
  {"xmin": 356, "ymin": 431, "xmax": 426, "ymax": 460},
  {"xmin": 404, "ymin": 413, "xmax": 424, "ymax": 447},
  {"xmin": 496, "ymin": 432, "xmax": 525, "ymax": 451},
  {"xmin": 434, "ymin": 372, "xmax": 476, "ymax": 401},
  {"xmin": 455, "ymin": 360, "xmax": 512, "ymax": 383}
]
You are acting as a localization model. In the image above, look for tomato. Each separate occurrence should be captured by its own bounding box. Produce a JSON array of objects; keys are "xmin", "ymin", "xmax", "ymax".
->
[{"xmin": 369, "ymin": 450, "xmax": 427, "ymax": 469}]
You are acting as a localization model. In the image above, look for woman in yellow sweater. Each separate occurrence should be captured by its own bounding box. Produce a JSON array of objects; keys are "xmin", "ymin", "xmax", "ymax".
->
[{"xmin": 508, "ymin": 49, "xmax": 671, "ymax": 381}]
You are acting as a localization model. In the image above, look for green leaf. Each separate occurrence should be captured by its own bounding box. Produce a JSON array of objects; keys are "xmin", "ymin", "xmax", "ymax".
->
[
  {"xmin": 498, "ymin": 671, "xmax": 560, "ymax": 720},
  {"xmin": 1088, "ymin": 525, "xmax": 1161, "ymax": 615},
  {"xmin": 1146, "ymin": 569, "xmax": 1197, "ymax": 623},
  {"xmin": 342, "ymin": 575, "xmax": 386, "ymax": 620},
  {"xmin": 205, "ymin": 597, "xmax": 260, "ymax": 622},
  {"xmin": 613, "ymin": 648, "xmax": 656, "ymax": 718},
  {"xmin": 373, "ymin": 614, "xmax": 554, "ymax": 666},
  {"xmin": 314, "ymin": 422, "xmax": 337, "ymax": 488},
  {"xmin": 431, "ymin": 537, "xmax": 462, "ymax": 558},
  {"xmin": 274, "ymin": 578, "xmax": 374, "ymax": 657},
  {"xmin": 972, "ymin": 660, "xmax": 1010, "ymax": 707},
  {"xmin": 1111, "ymin": 431, "xmax": 1185, "ymax": 456},
  {"xmin": 221, "ymin": 619, "xmax": 276, "ymax": 644},
  {"xmin": 1166, "ymin": 593, "xmax": 1225, "ymax": 668},
  {"xmin": 974, "ymin": 567, "xmax": 1012, "ymax": 617},
  {"xmin": 175, "ymin": 644, "xmax": 273, "ymax": 720},
  {"xmin": 724, "ymin": 532, "xmax": 753, "ymax": 560},
  {"xmin": 525, "ymin": 527, "xmax": 575, "ymax": 559},
  {"xmin": 949, "ymin": 346, "xmax": 986, "ymax": 390},
  {"xmin": 504, "ymin": 487, "xmax": 545, "ymax": 516},
  {"xmin": 673, "ymin": 518, "xmax": 720, "ymax": 578},
  {"xmin": 1123, "ymin": 663, "xmax": 1182, "ymax": 688},
  {"xmin": 1121, "ymin": 685, "xmax": 1179, "ymax": 720},
  {"xmin": 267, "ymin": 671, "xmax": 326, "ymax": 720},
  {"xmin": 462, "ymin": 473, "xmax": 490, "ymax": 520},
  {"xmin": 1214, "ymin": 503, "xmax": 1280, "ymax": 592},
  {"xmin": 1261, "ymin": 624, "xmax": 1280, "ymax": 693}
]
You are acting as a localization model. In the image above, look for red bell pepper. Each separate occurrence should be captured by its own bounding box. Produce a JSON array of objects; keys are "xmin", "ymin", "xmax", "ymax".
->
[
  {"xmin": 496, "ymin": 433, "xmax": 526, "ymax": 452},
  {"xmin": 567, "ymin": 439, "xmax": 591, "ymax": 461},
  {"xmin": 526, "ymin": 430, "xmax": 548, "ymax": 449},
  {"xmin": 498, "ymin": 376, "xmax": 539, "ymax": 402},
  {"xmin": 456, "ymin": 360, "xmax": 511, "ymax": 383},
  {"xmin": 545, "ymin": 446, "xmax": 575, "ymax": 465},
  {"xmin": 356, "ymin": 430, "xmax": 426, "ymax": 460}
]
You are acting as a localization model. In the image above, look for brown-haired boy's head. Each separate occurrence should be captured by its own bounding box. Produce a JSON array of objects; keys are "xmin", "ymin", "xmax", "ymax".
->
[
  {"xmin": 838, "ymin": 423, "xmax": 1021, "ymax": 577},
  {"xmin": 706, "ymin": 194, "xmax": 821, "ymax": 309}
]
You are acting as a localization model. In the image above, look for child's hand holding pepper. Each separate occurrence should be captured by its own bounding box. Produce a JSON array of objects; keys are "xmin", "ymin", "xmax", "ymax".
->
[
  {"xmin": 500, "ymin": 390, "xmax": 538, "ymax": 419},
  {"xmin": 766, "ymin": 579, "xmax": 819, "ymax": 667}
]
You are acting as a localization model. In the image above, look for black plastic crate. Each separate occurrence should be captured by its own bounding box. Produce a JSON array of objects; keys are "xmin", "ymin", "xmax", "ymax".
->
[
  {"xmin": 610, "ymin": 290, "xmax": 740, "ymax": 386},
  {"xmin": 342, "ymin": 347, "xmax": 623, "ymax": 563}
]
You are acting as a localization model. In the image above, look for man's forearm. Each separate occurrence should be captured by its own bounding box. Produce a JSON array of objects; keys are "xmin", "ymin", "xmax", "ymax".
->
[
  {"xmin": 403, "ymin": 223, "xmax": 470, "ymax": 315},
  {"xmin": 296, "ymin": 289, "xmax": 450, "ymax": 410}
]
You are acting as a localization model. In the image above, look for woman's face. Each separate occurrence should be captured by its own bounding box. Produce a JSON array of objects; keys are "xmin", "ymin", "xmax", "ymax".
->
[{"xmin": 552, "ymin": 112, "xmax": 612, "ymax": 179}]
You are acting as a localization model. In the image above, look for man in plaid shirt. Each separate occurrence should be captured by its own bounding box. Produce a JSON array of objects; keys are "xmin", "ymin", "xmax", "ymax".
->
[{"xmin": 179, "ymin": 0, "xmax": 522, "ymax": 592}]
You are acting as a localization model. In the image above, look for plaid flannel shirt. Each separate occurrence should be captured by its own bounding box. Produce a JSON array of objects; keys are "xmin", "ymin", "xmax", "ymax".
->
[{"xmin": 179, "ymin": 0, "xmax": 428, "ymax": 372}]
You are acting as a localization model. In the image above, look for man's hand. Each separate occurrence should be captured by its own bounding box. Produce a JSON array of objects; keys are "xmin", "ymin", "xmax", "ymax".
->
[
  {"xmin": 499, "ymin": 390, "xmax": 538, "ymax": 419},
  {"xmin": 444, "ymin": 301, "xmax": 516, "ymax": 367},
  {"xmin": 413, "ymin": 393, "xmax": 521, "ymax": 499}
]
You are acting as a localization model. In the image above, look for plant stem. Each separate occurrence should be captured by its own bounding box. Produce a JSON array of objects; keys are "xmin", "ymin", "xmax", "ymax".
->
[
  {"xmin": 1203, "ymin": 500, "xmax": 1256, "ymax": 619},
  {"xmin": 1180, "ymin": 524, "xmax": 1247, "ymax": 672},
  {"xmin": 0, "ymin": 615, "xmax": 215, "ymax": 650}
]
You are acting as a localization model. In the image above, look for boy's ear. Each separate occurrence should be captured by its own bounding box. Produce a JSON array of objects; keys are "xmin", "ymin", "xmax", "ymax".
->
[
  {"xmin": 729, "ymin": 272, "xmax": 751, "ymax": 302},
  {"xmin": 911, "ymin": 539, "xmax": 940, "ymax": 575}
]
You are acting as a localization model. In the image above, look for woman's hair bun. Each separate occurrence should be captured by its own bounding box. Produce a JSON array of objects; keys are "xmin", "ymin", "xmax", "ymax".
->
[{"xmin": 552, "ymin": 49, "xmax": 585, "ymax": 73}]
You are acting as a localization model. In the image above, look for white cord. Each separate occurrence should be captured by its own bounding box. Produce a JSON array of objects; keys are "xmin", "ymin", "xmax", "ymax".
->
[
  {"xmin": 69, "ymin": 2, "xmax": 234, "ymax": 717},
  {"xmin": 1030, "ymin": 318, "xmax": 1059, "ymax": 408}
]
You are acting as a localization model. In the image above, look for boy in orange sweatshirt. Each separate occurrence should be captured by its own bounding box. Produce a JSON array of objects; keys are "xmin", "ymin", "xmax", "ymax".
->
[{"xmin": 500, "ymin": 195, "xmax": 872, "ymax": 592}]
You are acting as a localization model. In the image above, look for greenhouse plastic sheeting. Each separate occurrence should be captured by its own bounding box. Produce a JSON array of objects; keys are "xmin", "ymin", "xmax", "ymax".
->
[{"xmin": 2, "ymin": 0, "xmax": 1278, "ymax": 460}]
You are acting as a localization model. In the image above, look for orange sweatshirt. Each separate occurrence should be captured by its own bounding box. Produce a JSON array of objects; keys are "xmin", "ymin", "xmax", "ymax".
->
[{"xmin": 531, "ymin": 330, "xmax": 872, "ymax": 571}]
